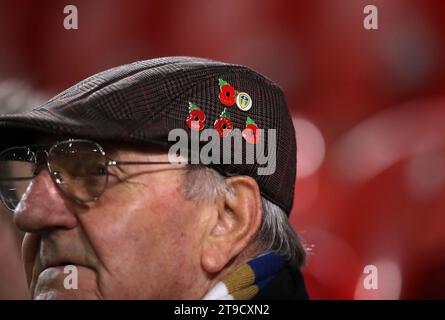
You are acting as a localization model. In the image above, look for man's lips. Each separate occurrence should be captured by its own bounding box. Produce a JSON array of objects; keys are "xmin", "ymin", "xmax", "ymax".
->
[
  {"xmin": 39, "ymin": 257, "xmax": 93, "ymax": 272},
  {"xmin": 36, "ymin": 240, "xmax": 97, "ymax": 275}
]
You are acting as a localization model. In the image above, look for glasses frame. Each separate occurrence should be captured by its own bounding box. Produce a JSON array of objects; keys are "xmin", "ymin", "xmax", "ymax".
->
[{"xmin": 0, "ymin": 139, "xmax": 175, "ymax": 211}]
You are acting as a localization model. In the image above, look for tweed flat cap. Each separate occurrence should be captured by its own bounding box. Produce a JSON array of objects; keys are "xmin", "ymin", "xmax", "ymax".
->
[{"xmin": 0, "ymin": 57, "xmax": 297, "ymax": 213}]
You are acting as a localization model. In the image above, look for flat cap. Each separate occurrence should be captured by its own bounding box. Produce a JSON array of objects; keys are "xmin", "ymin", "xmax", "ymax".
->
[{"xmin": 0, "ymin": 57, "xmax": 297, "ymax": 213}]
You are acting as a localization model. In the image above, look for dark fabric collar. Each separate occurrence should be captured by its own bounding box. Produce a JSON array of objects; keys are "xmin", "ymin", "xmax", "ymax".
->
[{"xmin": 252, "ymin": 264, "xmax": 309, "ymax": 300}]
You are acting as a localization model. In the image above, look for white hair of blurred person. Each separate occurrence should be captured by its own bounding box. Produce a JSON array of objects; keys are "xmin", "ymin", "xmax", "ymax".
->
[{"xmin": 0, "ymin": 79, "xmax": 47, "ymax": 114}]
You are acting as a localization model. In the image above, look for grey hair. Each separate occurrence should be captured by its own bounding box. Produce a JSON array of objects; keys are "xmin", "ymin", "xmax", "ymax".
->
[{"xmin": 183, "ymin": 165, "xmax": 306, "ymax": 268}]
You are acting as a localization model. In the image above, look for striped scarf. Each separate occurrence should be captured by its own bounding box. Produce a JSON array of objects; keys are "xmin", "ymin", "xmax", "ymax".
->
[{"xmin": 202, "ymin": 252, "xmax": 285, "ymax": 300}]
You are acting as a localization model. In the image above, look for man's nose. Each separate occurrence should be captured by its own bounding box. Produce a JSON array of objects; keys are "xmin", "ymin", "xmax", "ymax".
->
[{"xmin": 13, "ymin": 170, "xmax": 78, "ymax": 233}]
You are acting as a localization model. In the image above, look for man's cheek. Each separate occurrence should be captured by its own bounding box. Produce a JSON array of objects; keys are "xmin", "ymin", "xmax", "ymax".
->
[{"xmin": 150, "ymin": 187, "xmax": 194, "ymax": 224}]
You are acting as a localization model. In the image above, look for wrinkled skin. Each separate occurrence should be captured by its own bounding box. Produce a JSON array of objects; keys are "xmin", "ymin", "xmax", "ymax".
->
[{"xmin": 13, "ymin": 141, "xmax": 262, "ymax": 299}]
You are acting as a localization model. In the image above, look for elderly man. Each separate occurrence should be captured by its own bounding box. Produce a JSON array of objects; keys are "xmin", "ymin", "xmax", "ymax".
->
[{"xmin": 0, "ymin": 57, "xmax": 307, "ymax": 300}]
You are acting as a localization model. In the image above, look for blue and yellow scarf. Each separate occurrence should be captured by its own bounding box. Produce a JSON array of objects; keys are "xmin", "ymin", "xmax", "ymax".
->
[{"xmin": 202, "ymin": 252, "xmax": 285, "ymax": 300}]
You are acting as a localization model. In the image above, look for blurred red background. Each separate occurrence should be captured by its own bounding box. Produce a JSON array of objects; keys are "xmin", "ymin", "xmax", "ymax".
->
[{"xmin": 0, "ymin": 0, "xmax": 444, "ymax": 299}]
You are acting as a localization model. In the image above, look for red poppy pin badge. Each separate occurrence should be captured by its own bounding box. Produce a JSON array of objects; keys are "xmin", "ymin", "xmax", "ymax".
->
[
  {"xmin": 214, "ymin": 108, "xmax": 233, "ymax": 137},
  {"xmin": 218, "ymin": 79, "xmax": 236, "ymax": 107},
  {"xmin": 242, "ymin": 116, "xmax": 260, "ymax": 144},
  {"xmin": 186, "ymin": 102, "xmax": 206, "ymax": 131}
]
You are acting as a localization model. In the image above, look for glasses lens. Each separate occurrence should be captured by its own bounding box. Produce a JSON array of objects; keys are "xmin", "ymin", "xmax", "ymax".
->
[
  {"xmin": 0, "ymin": 147, "xmax": 36, "ymax": 211},
  {"xmin": 48, "ymin": 140, "xmax": 108, "ymax": 203}
]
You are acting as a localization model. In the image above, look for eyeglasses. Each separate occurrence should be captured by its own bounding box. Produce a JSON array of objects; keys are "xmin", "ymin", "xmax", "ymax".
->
[{"xmin": 0, "ymin": 139, "xmax": 175, "ymax": 211}]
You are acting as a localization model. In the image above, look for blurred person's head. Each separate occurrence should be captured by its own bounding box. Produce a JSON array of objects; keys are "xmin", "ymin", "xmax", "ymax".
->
[{"xmin": 0, "ymin": 79, "xmax": 47, "ymax": 115}]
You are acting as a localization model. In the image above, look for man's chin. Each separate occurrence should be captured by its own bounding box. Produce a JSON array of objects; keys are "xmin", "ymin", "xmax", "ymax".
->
[
  {"xmin": 33, "ymin": 265, "xmax": 100, "ymax": 300},
  {"xmin": 34, "ymin": 288, "xmax": 98, "ymax": 300}
]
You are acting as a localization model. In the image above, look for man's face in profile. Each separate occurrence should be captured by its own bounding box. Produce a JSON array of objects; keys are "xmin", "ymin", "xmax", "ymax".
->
[{"xmin": 13, "ymin": 140, "xmax": 210, "ymax": 299}]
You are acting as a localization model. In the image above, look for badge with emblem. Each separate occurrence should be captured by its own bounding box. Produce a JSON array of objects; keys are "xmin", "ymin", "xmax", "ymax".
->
[{"xmin": 236, "ymin": 92, "xmax": 252, "ymax": 111}]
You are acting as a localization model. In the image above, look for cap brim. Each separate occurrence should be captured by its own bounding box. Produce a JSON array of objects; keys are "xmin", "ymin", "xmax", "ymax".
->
[{"xmin": 0, "ymin": 109, "xmax": 173, "ymax": 151}]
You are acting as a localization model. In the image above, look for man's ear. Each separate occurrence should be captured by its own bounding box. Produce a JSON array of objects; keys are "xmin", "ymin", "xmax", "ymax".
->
[{"xmin": 201, "ymin": 176, "xmax": 262, "ymax": 274}]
